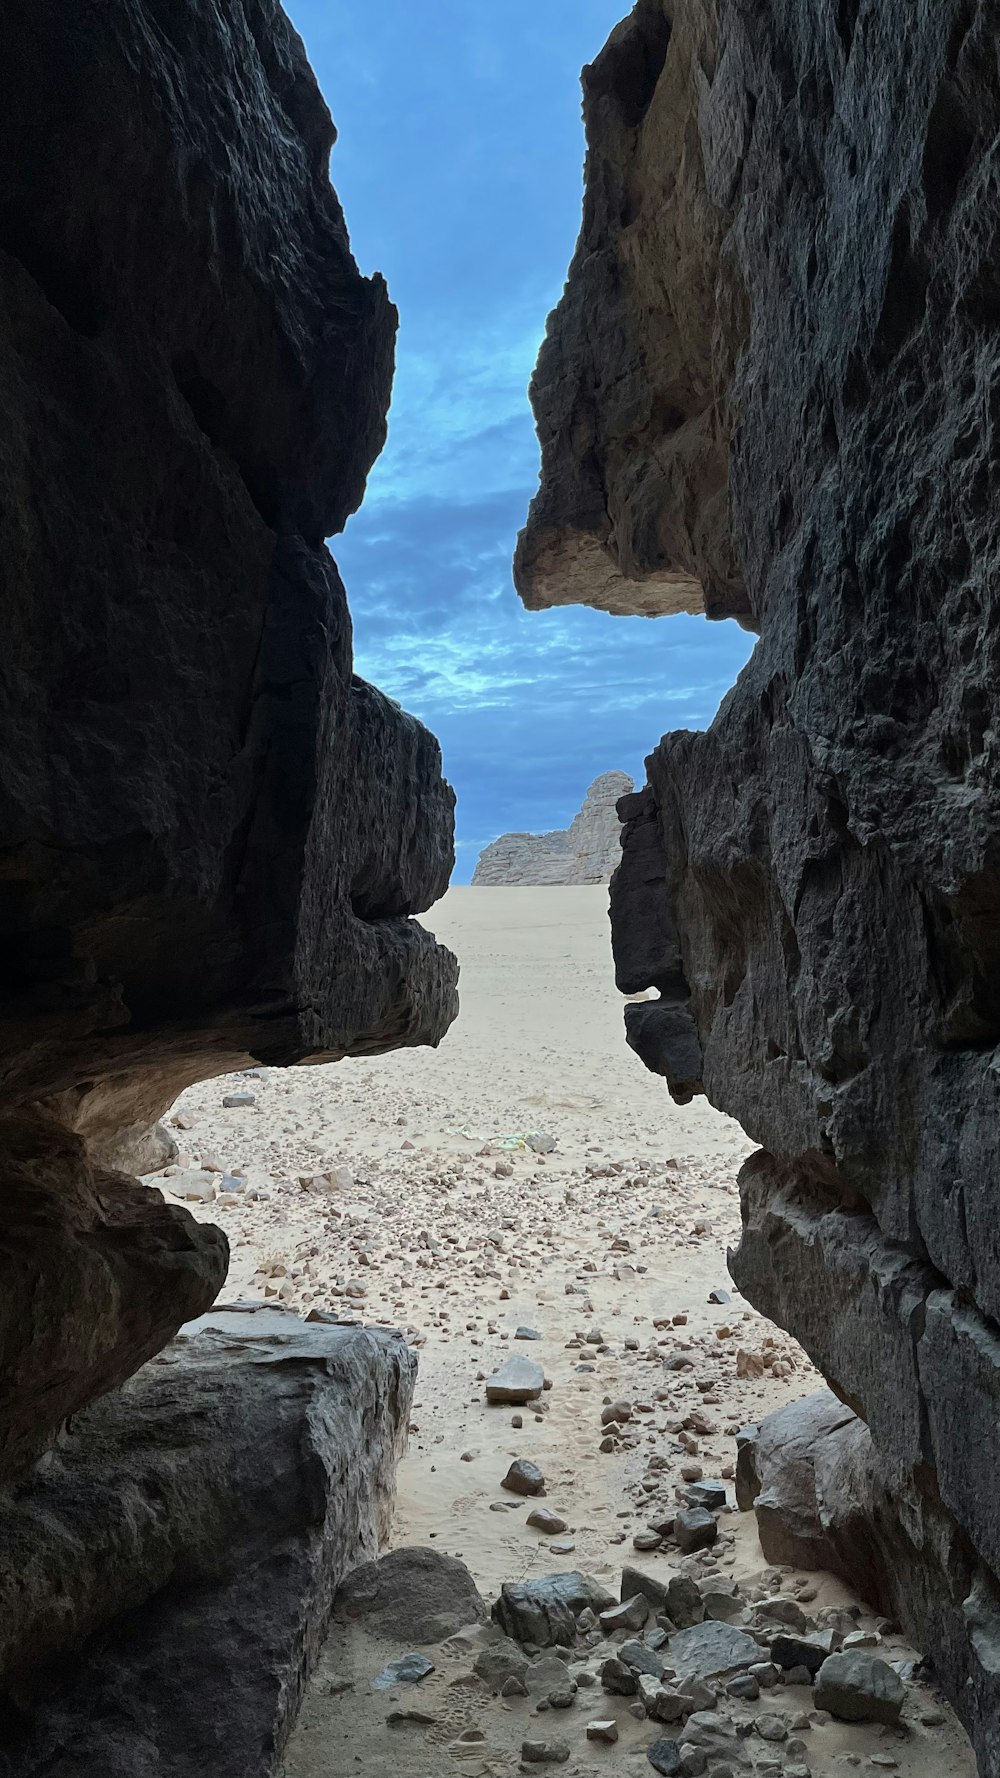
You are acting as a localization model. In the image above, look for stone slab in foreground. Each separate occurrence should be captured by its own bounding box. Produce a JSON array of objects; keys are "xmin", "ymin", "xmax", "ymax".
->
[{"xmin": 0, "ymin": 1304, "xmax": 415, "ymax": 1778}]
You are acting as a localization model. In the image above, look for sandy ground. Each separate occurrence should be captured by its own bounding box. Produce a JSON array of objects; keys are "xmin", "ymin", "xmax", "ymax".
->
[{"xmin": 160, "ymin": 887, "xmax": 974, "ymax": 1778}]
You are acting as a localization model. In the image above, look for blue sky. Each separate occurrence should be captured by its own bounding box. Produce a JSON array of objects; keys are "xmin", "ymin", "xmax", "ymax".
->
[{"xmin": 289, "ymin": 1, "xmax": 754, "ymax": 880}]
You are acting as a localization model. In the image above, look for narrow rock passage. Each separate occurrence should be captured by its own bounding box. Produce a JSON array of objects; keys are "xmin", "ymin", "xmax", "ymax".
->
[{"xmin": 152, "ymin": 889, "xmax": 974, "ymax": 1778}]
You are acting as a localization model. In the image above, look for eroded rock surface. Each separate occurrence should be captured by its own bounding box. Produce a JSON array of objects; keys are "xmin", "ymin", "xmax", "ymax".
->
[
  {"xmin": 0, "ymin": 1305, "xmax": 415, "ymax": 1777},
  {"xmin": 473, "ymin": 773, "xmax": 632, "ymax": 884},
  {"xmin": 0, "ymin": 0, "xmax": 457, "ymax": 1483},
  {"xmin": 520, "ymin": 1, "xmax": 1000, "ymax": 1768}
]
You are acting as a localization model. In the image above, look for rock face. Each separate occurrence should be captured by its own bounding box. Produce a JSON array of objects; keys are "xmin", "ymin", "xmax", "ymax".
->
[
  {"xmin": 473, "ymin": 773, "xmax": 632, "ymax": 884},
  {"xmin": 519, "ymin": 2, "xmax": 1000, "ymax": 1769},
  {"xmin": 0, "ymin": 0, "xmax": 457, "ymax": 1488},
  {"xmin": 0, "ymin": 1304, "xmax": 416, "ymax": 1776}
]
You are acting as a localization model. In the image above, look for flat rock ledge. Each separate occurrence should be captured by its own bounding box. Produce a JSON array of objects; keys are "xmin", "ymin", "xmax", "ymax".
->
[{"xmin": 0, "ymin": 1304, "xmax": 416, "ymax": 1778}]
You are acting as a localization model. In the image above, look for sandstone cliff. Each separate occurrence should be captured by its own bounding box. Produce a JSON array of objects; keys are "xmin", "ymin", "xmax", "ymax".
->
[
  {"xmin": 0, "ymin": 2, "xmax": 455, "ymax": 1765},
  {"xmin": 518, "ymin": 3, "xmax": 1000, "ymax": 1769},
  {"xmin": 473, "ymin": 772, "xmax": 633, "ymax": 884}
]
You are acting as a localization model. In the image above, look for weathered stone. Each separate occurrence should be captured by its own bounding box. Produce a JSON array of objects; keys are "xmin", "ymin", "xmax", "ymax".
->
[
  {"xmin": 371, "ymin": 1653, "xmax": 434, "ymax": 1691},
  {"xmin": 493, "ymin": 1574, "xmax": 615, "ymax": 1649},
  {"xmin": 586, "ymin": 1719, "xmax": 619, "ymax": 1743},
  {"xmin": 502, "ymin": 1459, "xmax": 546, "ymax": 1497},
  {"xmin": 528, "ymin": 1507, "xmax": 569, "ymax": 1535},
  {"xmin": 619, "ymin": 1640, "xmax": 665, "ymax": 1679},
  {"xmin": 0, "ymin": 1305, "xmax": 414, "ymax": 1774},
  {"xmin": 674, "ymin": 1508, "xmax": 718, "ymax": 1554},
  {"xmin": 474, "ymin": 1638, "xmax": 532, "ymax": 1691},
  {"xmin": 621, "ymin": 1565, "xmax": 670, "ymax": 1615},
  {"xmin": 520, "ymin": 1741, "xmax": 570, "ymax": 1766},
  {"xmin": 663, "ymin": 1576, "xmax": 705, "ymax": 1631},
  {"xmin": 771, "ymin": 1633, "xmax": 836, "ymax": 1678},
  {"xmin": 814, "ymin": 1651, "xmax": 905, "ymax": 1726},
  {"xmin": 666, "ymin": 1621, "xmax": 762, "ymax": 1684},
  {"xmin": 334, "ymin": 1546, "xmax": 486, "ymax": 1645},
  {"xmin": 473, "ymin": 773, "xmax": 633, "ymax": 885},
  {"xmin": 600, "ymin": 1595, "xmax": 650, "ymax": 1633},
  {"xmin": 486, "ymin": 1357, "xmax": 545, "ymax": 1405},
  {"xmin": 646, "ymin": 1738, "xmax": 682, "ymax": 1777},
  {"xmin": 0, "ymin": 0, "xmax": 457, "ymax": 1490},
  {"xmin": 600, "ymin": 1657, "xmax": 638, "ymax": 1697}
]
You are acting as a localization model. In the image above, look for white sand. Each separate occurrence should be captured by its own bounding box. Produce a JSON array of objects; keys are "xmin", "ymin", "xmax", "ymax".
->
[{"xmin": 162, "ymin": 887, "xmax": 973, "ymax": 1778}]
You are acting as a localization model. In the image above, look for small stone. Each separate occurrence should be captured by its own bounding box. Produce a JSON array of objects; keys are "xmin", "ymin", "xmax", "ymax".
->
[
  {"xmin": 647, "ymin": 1739, "xmax": 682, "ymax": 1777},
  {"xmin": 684, "ymin": 1481, "xmax": 727, "ymax": 1511},
  {"xmin": 503, "ymin": 1459, "xmax": 545, "ymax": 1496},
  {"xmin": 726, "ymin": 1676, "xmax": 758, "ymax": 1701},
  {"xmin": 749, "ymin": 1662, "xmax": 779, "ymax": 1689},
  {"xmin": 487, "ymin": 1356, "xmax": 545, "ymax": 1405},
  {"xmin": 221, "ymin": 1092, "xmax": 255, "ymax": 1107},
  {"xmin": 708, "ymin": 1288, "xmax": 731, "ymax": 1304},
  {"xmin": 600, "ymin": 1657, "xmax": 637, "ymax": 1696},
  {"xmin": 771, "ymin": 1635, "xmax": 832, "ymax": 1677},
  {"xmin": 586, "ymin": 1720, "xmax": 619, "ymax": 1743},
  {"xmin": 371, "ymin": 1652, "xmax": 434, "ymax": 1690},
  {"xmin": 678, "ymin": 1750, "xmax": 707, "ymax": 1778},
  {"xmin": 520, "ymin": 1740, "xmax": 570, "ymax": 1765},
  {"xmin": 600, "ymin": 1595, "xmax": 650, "ymax": 1633},
  {"xmin": 674, "ymin": 1508, "xmax": 718, "ymax": 1554},
  {"xmin": 918, "ymin": 1705, "xmax": 946, "ymax": 1726},
  {"xmin": 785, "ymin": 1664, "xmax": 815, "ymax": 1687},
  {"xmin": 474, "ymin": 1638, "xmax": 530, "ymax": 1690},
  {"xmin": 619, "ymin": 1640, "xmax": 665, "ymax": 1679},
  {"xmin": 386, "ymin": 1707, "xmax": 437, "ymax": 1727},
  {"xmin": 502, "ymin": 1676, "xmax": 529, "ymax": 1698},
  {"xmin": 547, "ymin": 1688, "xmax": 576, "ymax": 1710},
  {"xmin": 527, "ymin": 1507, "xmax": 568, "ymax": 1535},
  {"xmin": 757, "ymin": 1715, "xmax": 788, "ymax": 1742},
  {"xmin": 516, "ymin": 1326, "xmax": 543, "ymax": 1341},
  {"xmin": 634, "ymin": 1530, "xmax": 663, "ymax": 1552}
]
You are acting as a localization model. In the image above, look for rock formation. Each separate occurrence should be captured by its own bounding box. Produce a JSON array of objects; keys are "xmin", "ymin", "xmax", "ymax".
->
[
  {"xmin": 473, "ymin": 772, "xmax": 633, "ymax": 884},
  {"xmin": 0, "ymin": 0, "xmax": 455, "ymax": 1764},
  {"xmin": 0, "ymin": 1305, "xmax": 415, "ymax": 1777},
  {"xmin": 517, "ymin": 2, "xmax": 1000, "ymax": 1769}
]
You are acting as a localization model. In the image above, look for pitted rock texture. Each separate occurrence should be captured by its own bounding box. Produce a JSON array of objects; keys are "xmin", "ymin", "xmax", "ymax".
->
[
  {"xmin": 0, "ymin": 0, "xmax": 457, "ymax": 1480},
  {"xmin": 514, "ymin": 0, "xmax": 750, "ymax": 624},
  {"xmin": 522, "ymin": 1, "xmax": 1000, "ymax": 1768},
  {"xmin": 473, "ymin": 773, "xmax": 633, "ymax": 885},
  {"xmin": 0, "ymin": 1305, "xmax": 416, "ymax": 1777}
]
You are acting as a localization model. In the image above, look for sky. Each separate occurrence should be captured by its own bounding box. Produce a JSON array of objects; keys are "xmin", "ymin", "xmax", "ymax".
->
[{"xmin": 288, "ymin": 1, "xmax": 755, "ymax": 880}]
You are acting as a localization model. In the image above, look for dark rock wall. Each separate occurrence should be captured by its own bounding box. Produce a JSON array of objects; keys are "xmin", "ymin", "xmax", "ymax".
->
[
  {"xmin": 520, "ymin": 1, "xmax": 1000, "ymax": 1767},
  {"xmin": 0, "ymin": 1, "xmax": 457, "ymax": 1482}
]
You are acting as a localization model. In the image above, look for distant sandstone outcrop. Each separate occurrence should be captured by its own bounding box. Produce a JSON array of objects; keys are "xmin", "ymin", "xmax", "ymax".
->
[{"xmin": 473, "ymin": 772, "xmax": 633, "ymax": 885}]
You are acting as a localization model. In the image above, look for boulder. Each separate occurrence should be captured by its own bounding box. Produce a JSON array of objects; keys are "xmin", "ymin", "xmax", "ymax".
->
[
  {"xmin": 0, "ymin": 1305, "xmax": 415, "ymax": 1775},
  {"xmin": 814, "ymin": 1651, "xmax": 905, "ymax": 1726},
  {"xmin": 493, "ymin": 1574, "xmax": 615, "ymax": 1648},
  {"xmin": 334, "ymin": 1547, "xmax": 486, "ymax": 1645}
]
